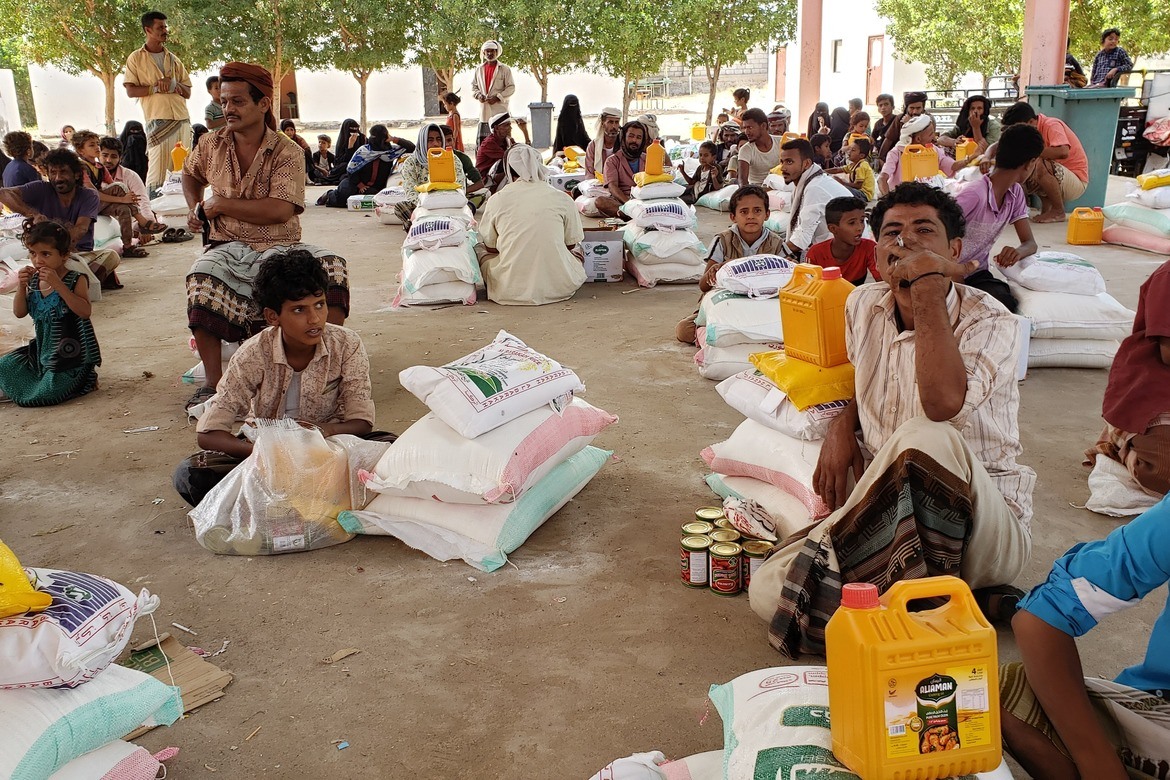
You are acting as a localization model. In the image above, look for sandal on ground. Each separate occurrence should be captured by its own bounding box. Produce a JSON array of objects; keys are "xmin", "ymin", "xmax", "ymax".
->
[
  {"xmin": 140, "ymin": 220, "xmax": 168, "ymax": 233},
  {"xmin": 184, "ymin": 385, "xmax": 217, "ymax": 412},
  {"xmin": 123, "ymin": 246, "xmax": 150, "ymax": 258},
  {"xmin": 162, "ymin": 228, "xmax": 194, "ymax": 243},
  {"xmin": 973, "ymin": 585, "xmax": 1025, "ymax": 625}
]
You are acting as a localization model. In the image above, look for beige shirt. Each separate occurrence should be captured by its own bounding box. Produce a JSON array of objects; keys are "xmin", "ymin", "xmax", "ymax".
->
[
  {"xmin": 122, "ymin": 46, "xmax": 192, "ymax": 122},
  {"xmin": 846, "ymin": 283, "xmax": 1035, "ymax": 524},
  {"xmin": 470, "ymin": 62, "xmax": 516, "ymax": 122},
  {"xmin": 184, "ymin": 126, "xmax": 305, "ymax": 250},
  {"xmin": 197, "ymin": 324, "xmax": 375, "ymax": 434}
]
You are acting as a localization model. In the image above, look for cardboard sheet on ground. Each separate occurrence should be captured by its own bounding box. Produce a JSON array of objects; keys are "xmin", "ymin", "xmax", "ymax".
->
[{"xmin": 120, "ymin": 633, "xmax": 232, "ymax": 738}]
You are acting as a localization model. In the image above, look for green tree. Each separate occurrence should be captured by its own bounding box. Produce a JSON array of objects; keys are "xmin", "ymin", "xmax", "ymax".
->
[
  {"xmin": 586, "ymin": 0, "xmax": 674, "ymax": 121},
  {"xmin": 328, "ymin": 1, "xmax": 411, "ymax": 129},
  {"xmin": 486, "ymin": 0, "xmax": 590, "ymax": 104},
  {"xmin": 0, "ymin": 39, "xmax": 37, "ymax": 128},
  {"xmin": 407, "ymin": 0, "xmax": 485, "ymax": 100},
  {"xmin": 1068, "ymin": 0, "xmax": 1170, "ymax": 73},
  {"xmin": 671, "ymin": 0, "xmax": 796, "ymax": 124}
]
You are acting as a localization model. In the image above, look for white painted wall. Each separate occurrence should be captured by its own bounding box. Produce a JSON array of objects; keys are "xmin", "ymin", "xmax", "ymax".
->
[{"xmin": 0, "ymin": 70, "xmax": 20, "ymax": 132}]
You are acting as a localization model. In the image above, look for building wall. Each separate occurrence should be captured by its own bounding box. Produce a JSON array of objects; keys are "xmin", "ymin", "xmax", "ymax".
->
[{"xmin": 655, "ymin": 46, "xmax": 771, "ymax": 97}]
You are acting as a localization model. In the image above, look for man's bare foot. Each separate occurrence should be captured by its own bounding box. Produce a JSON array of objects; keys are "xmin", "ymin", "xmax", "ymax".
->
[{"xmin": 1034, "ymin": 210, "xmax": 1067, "ymax": 224}]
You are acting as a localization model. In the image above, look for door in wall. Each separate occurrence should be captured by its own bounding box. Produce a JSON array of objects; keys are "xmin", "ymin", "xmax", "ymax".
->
[
  {"xmin": 866, "ymin": 36, "xmax": 884, "ymax": 104},
  {"xmin": 774, "ymin": 47, "xmax": 787, "ymax": 102}
]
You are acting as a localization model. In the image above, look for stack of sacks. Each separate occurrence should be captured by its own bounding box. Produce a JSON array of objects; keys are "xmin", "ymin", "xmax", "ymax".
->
[
  {"xmin": 696, "ymin": 183, "xmax": 738, "ymax": 212},
  {"xmin": 390, "ymin": 188, "xmax": 481, "ymax": 308},
  {"xmin": 1102, "ymin": 185, "xmax": 1170, "ymax": 255},
  {"xmin": 149, "ymin": 173, "xmax": 189, "ymax": 229},
  {"xmin": 620, "ymin": 180, "xmax": 707, "ymax": 287},
  {"xmin": 693, "ymin": 255, "xmax": 796, "ymax": 380},
  {"xmin": 373, "ymin": 185, "xmax": 409, "ymax": 225},
  {"xmin": 0, "ymin": 542, "xmax": 181, "ymax": 778},
  {"xmin": 1000, "ymin": 252, "xmax": 1134, "ymax": 368},
  {"xmin": 93, "ymin": 215, "xmax": 124, "ymax": 256},
  {"xmin": 575, "ymin": 177, "xmax": 608, "ymax": 217},
  {"xmin": 339, "ymin": 330, "xmax": 615, "ymax": 571}
]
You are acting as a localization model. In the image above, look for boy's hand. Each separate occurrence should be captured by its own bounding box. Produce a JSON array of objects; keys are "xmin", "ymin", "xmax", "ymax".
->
[
  {"xmin": 995, "ymin": 246, "xmax": 1023, "ymax": 267},
  {"xmin": 701, "ymin": 262, "xmax": 719, "ymax": 289},
  {"xmin": 17, "ymin": 265, "xmax": 36, "ymax": 287}
]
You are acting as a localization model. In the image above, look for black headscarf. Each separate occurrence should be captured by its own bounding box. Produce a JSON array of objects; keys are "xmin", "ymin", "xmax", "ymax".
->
[
  {"xmin": 807, "ymin": 102, "xmax": 830, "ymax": 139},
  {"xmin": 828, "ymin": 107, "xmax": 851, "ymax": 152},
  {"xmin": 191, "ymin": 124, "xmax": 209, "ymax": 149},
  {"xmin": 552, "ymin": 95, "xmax": 591, "ymax": 154},
  {"xmin": 334, "ymin": 119, "xmax": 366, "ymax": 162},
  {"xmin": 118, "ymin": 120, "xmax": 148, "ymax": 183},
  {"xmin": 954, "ymin": 95, "xmax": 992, "ymax": 138}
]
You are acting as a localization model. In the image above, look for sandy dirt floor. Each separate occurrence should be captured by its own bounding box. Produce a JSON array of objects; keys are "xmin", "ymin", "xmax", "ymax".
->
[{"xmin": 1, "ymin": 176, "xmax": 1165, "ymax": 778}]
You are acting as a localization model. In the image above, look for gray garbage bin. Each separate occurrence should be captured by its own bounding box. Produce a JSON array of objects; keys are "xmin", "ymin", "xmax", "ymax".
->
[{"xmin": 528, "ymin": 101, "xmax": 555, "ymax": 149}]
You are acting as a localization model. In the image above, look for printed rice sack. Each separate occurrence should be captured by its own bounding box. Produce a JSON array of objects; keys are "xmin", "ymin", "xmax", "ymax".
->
[
  {"xmin": 626, "ymin": 258, "xmax": 703, "ymax": 288},
  {"xmin": 694, "ymin": 331, "xmax": 781, "ymax": 381},
  {"xmin": 696, "ymin": 289, "xmax": 784, "ymax": 347},
  {"xmin": 1102, "ymin": 224, "xmax": 1170, "ymax": 255},
  {"xmin": 0, "ymin": 568, "xmax": 158, "ymax": 690},
  {"xmin": 403, "ymin": 215, "xmax": 467, "ymax": 250},
  {"xmin": 696, "ymin": 184, "xmax": 737, "ymax": 211},
  {"xmin": 339, "ymin": 446, "xmax": 610, "ymax": 572},
  {"xmin": 399, "ymin": 330, "xmax": 585, "ymax": 439},
  {"xmin": 49, "ymin": 741, "xmax": 166, "ymax": 780},
  {"xmin": 750, "ymin": 349, "xmax": 855, "ymax": 409},
  {"xmin": 391, "ymin": 280, "xmax": 477, "ymax": 308},
  {"xmin": 620, "ymin": 198, "xmax": 697, "ymax": 231},
  {"xmin": 630, "ymin": 181, "xmax": 686, "ymax": 200},
  {"xmin": 628, "ymin": 227, "xmax": 707, "ymax": 265},
  {"xmin": 709, "ymin": 666, "xmax": 1015, "ymax": 780},
  {"xmin": 716, "ymin": 369, "xmax": 846, "ymax": 440},
  {"xmin": 1027, "ymin": 338, "xmax": 1118, "ymax": 369},
  {"xmin": 398, "ymin": 239, "xmax": 480, "ymax": 295},
  {"xmin": 0, "ymin": 664, "xmax": 182, "ymax": 779},
  {"xmin": 374, "ymin": 185, "xmax": 409, "ymax": 206},
  {"xmin": 996, "ymin": 252, "xmax": 1105, "ymax": 296},
  {"xmin": 1126, "ymin": 186, "xmax": 1170, "ymax": 210},
  {"xmin": 701, "ymin": 419, "xmax": 830, "ymax": 519},
  {"xmin": 705, "ymin": 473, "xmax": 812, "ymax": 539},
  {"xmin": 1009, "ymin": 285, "xmax": 1135, "ymax": 340},
  {"xmin": 714, "ymin": 254, "xmax": 797, "ymax": 298},
  {"xmin": 418, "ymin": 189, "xmax": 468, "ymax": 210},
  {"xmin": 362, "ymin": 398, "xmax": 617, "ymax": 503},
  {"xmin": 411, "ymin": 205, "xmax": 476, "ymax": 225},
  {"xmin": 1103, "ymin": 202, "xmax": 1170, "ymax": 236}
]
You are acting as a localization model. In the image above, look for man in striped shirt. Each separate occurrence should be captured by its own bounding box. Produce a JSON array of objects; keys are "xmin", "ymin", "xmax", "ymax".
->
[{"xmin": 750, "ymin": 182, "xmax": 1036, "ymax": 657}]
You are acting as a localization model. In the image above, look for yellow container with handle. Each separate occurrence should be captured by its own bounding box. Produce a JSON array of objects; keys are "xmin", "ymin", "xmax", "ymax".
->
[
  {"xmin": 827, "ymin": 576, "xmax": 1001, "ymax": 780},
  {"xmin": 1066, "ymin": 207, "xmax": 1104, "ymax": 245},
  {"xmin": 691, "ymin": 123, "xmax": 707, "ymax": 141},
  {"xmin": 645, "ymin": 139, "xmax": 666, "ymax": 176},
  {"xmin": 170, "ymin": 142, "xmax": 188, "ymax": 172},
  {"xmin": 427, "ymin": 146, "xmax": 457, "ymax": 184},
  {"xmin": 779, "ymin": 263, "xmax": 853, "ymax": 368},
  {"xmin": 954, "ymin": 136, "xmax": 978, "ymax": 162},
  {"xmin": 900, "ymin": 143, "xmax": 940, "ymax": 182}
]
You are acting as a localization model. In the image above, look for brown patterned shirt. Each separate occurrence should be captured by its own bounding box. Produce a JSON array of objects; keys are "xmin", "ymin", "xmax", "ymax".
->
[{"xmin": 184, "ymin": 126, "xmax": 305, "ymax": 250}]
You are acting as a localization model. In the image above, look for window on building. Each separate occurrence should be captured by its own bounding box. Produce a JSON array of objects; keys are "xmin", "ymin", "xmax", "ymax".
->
[{"xmin": 832, "ymin": 40, "xmax": 843, "ymax": 73}]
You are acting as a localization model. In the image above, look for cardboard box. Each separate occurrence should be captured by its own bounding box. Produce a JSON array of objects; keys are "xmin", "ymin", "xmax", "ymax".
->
[
  {"xmin": 549, "ymin": 172, "xmax": 588, "ymax": 194},
  {"xmin": 121, "ymin": 633, "xmax": 233, "ymax": 738},
  {"xmin": 581, "ymin": 228, "xmax": 625, "ymax": 283}
]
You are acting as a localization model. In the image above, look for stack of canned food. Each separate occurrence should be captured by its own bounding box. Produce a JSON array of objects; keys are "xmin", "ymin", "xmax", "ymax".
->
[{"xmin": 680, "ymin": 506, "xmax": 774, "ymax": 596}]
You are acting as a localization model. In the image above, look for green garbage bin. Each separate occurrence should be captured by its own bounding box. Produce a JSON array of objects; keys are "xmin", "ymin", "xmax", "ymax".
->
[{"xmin": 1025, "ymin": 85, "xmax": 1137, "ymax": 210}]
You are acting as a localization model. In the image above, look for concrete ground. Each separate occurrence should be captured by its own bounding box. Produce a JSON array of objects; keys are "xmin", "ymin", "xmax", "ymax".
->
[{"xmin": 0, "ymin": 176, "xmax": 1164, "ymax": 778}]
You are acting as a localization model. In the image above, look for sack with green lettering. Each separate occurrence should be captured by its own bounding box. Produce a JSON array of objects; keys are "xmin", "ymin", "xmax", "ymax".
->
[
  {"xmin": 709, "ymin": 666, "xmax": 1015, "ymax": 780},
  {"xmin": 1103, "ymin": 202, "xmax": 1170, "ymax": 237},
  {"xmin": 997, "ymin": 251, "xmax": 1105, "ymax": 296}
]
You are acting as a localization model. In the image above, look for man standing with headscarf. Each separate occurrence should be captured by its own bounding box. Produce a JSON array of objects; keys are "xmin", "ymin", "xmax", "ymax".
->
[
  {"xmin": 585, "ymin": 108, "xmax": 621, "ymax": 180},
  {"xmin": 180, "ymin": 62, "xmax": 352, "ymax": 411},
  {"xmin": 478, "ymin": 144, "xmax": 586, "ymax": 306},
  {"xmin": 123, "ymin": 11, "xmax": 192, "ymax": 193},
  {"xmin": 471, "ymin": 41, "xmax": 516, "ymax": 147},
  {"xmin": 595, "ymin": 121, "xmax": 648, "ymax": 218}
]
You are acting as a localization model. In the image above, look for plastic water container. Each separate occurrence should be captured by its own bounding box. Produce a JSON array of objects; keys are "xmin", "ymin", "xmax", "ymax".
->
[
  {"xmin": 847, "ymin": 132, "xmax": 870, "ymax": 147},
  {"xmin": 645, "ymin": 139, "xmax": 666, "ymax": 176},
  {"xmin": 691, "ymin": 123, "xmax": 707, "ymax": 141},
  {"xmin": 427, "ymin": 147, "xmax": 457, "ymax": 184},
  {"xmin": 170, "ymin": 142, "xmax": 188, "ymax": 172},
  {"xmin": 827, "ymin": 577, "xmax": 1001, "ymax": 779},
  {"xmin": 900, "ymin": 144, "xmax": 939, "ymax": 182},
  {"xmin": 954, "ymin": 137, "xmax": 978, "ymax": 162},
  {"xmin": 1067, "ymin": 207, "xmax": 1104, "ymax": 245},
  {"xmin": 779, "ymin": 263, "xmax": 853, "ymax": 368},
  {"xmin": 780, "ymin": 132, "xmax": 806, "ymax": 145}
]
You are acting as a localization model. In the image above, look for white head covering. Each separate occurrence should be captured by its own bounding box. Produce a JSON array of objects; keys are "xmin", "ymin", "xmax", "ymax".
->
[
  {"xmin": 593, "ymin": 106, "xmax": 622, "ymax": 172},
  {"xmin": 635, "ymin": 113, "xmax": 659, "ymax": 139},
  {"xmin": 482, "ymin": 40, "xmax": 500, "ymax": 51},
  {"xmin": 504, "ymin": 144, "xmax": 548, "ymax": 184},
  {"xmin": 489, "ymin": 112, "xmax": 512, "ymax": 130},
  {"xmin": 412, "ymin": 122, "xmax": 443, "ymax": 165},
  {"xmin": 899, "ymin": 113, "xmax": 933, "ymax": 146}
]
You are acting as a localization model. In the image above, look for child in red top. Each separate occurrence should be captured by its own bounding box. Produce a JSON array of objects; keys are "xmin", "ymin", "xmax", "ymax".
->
[
  {"xmin": 442, "ymin": 92, "xmax": 465, "ymax": 153},
  {"xmin": 804, "ymin": 196, "xmax": 880, "ymax": 285}
]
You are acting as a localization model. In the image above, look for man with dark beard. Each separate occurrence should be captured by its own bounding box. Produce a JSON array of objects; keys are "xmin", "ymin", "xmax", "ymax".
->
[{"xmin": 594, "ymin": 121, "xmax": 649, "ymax": 218}]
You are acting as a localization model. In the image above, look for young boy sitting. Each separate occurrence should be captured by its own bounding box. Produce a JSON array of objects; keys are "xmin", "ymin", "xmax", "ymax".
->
[
  {"xmin": 827, "ymin": 138, "xmax": 876, "ymax": 201},
  {"xmin": 174, "ymin": 250, "xmax": 390, "ymax": 507},
  {"xmin": 1001, "ymin": 498, "xmax": 1170, "ymax": 778},
  {"xmin": 804, "ymin": 196, "xmax": 880, "ymax": 285},
  {"xmin": 952, "ymin": 123, "xmax": 1043, "ymax": 313},
  {"xmin": 675, "ymin": 185, "xmax": 785, "ymax": 344},
  {"xmin": 311, "ymin": 135, "xmax": 335, "ymax": 184},
  {"xmin": 810, "ymin": 133, "xmax": 832, "ymax": 169},
  {"xmin": 677, "ymin": 141, "xmax": 723, "ymax": 205}
]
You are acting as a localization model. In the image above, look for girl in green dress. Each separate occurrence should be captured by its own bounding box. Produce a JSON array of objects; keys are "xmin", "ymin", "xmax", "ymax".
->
[{"xmin": 0, "ymin": 221, "xmax": 101, "ymax": 406}]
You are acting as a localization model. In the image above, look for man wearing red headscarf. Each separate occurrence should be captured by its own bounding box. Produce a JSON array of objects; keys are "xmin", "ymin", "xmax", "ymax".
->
[{"xmin": 180, "ymin": 61, "xmax": 350, "ymax": 410}]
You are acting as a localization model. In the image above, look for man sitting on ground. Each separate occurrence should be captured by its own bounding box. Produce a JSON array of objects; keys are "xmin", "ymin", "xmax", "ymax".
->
[
  {"xmin": 173, "ymin": 249, "xmax": 390, "ymax": 507},
  {"xmin": 1001, "ymin": 101, "xmax": 1088, "ymax": 223},
  {"xmin": 736, "ymin": 108, "xmax": 780, "ymax": 186},
  {"xmin": 1084, "ymin": 257, "xmax": 1170, "ymax": 497},
  {"xmin": 319, "ymin": 124, "xmax": 413, "ymax": 208},
  {"xmin": 749, "ymin": 183, "xmax": 1035, "ymax": 657},
  {"xmin": 767, "ymin": 107, "xmax": 791, "ymax": 137},
  {"xmin": 182, "ymin": 61, "xmax": 351, "ymax": 411},
  {"xmin": 585, "ymin": 107, "xmax": 621, "ymax": 180},
  {"xmin": 951, "ymin": 123, "xmax": 1043, "ymax": 313},
  {"xmin": 0, "ymin": 148, "xmax": 121, "ymax": 289},
  {"xmin": 594, "ymin": 121, "xmax": 649, "ymax": 219},
  {"xmin": 777, "ymin": 138, "xmax": 852, "ymax": 259},
  {"xmin": 475, "ymin": 112, "xmax": 530, "ymax": 192}
]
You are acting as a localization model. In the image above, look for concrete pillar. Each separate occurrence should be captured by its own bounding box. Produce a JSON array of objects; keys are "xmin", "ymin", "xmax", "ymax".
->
[
  {"xmin": 1019, "ymin": 0, "xmax": 1070, "ymax": 88},
  {"xmin": 798, "ymin": 0, "xmax": 823, "ymax": 128}
]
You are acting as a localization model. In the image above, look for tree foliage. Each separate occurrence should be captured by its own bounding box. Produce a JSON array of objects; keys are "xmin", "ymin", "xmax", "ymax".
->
[
  {"xmin": 407, "ymin": 0, "xmax": 486, "ymax": 100},
  {"xmin": 585, "ymin": 0, "xmax": 673, "ymax": 121},
  {"xmin": 1067, "ymin": 0, "xmax": 1170, "ymax": 70},
  {"xmin": 327, "ymin": 0, "xmax": 411, "ymax": 129},
  {"xmin": 485, "ymin": 0, "xmax": 590, "ymax": 103},
  {"xmin": 671, "ymin": 0, "xmax": 796, "ymax": 124}
]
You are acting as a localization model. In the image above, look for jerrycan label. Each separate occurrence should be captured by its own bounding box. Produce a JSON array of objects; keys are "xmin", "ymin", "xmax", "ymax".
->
[{"xmin": 885, "ymin": 666, "xmax": 992, "ymax": 757}]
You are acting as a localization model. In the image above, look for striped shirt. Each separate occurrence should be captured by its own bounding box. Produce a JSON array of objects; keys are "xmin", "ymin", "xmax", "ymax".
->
[{"xmin": 846, "ymin": 283, "xmax": 1035, "ymax": 525}]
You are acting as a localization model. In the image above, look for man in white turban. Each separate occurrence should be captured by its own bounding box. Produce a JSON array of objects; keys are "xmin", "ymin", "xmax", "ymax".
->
[
  {"xmin": 585, "ymin": 107, "xmax": 621, "ymax": 180},
  {"xmin": 472, "ymin": 40, "xmax": 516, "ymax": 146}
]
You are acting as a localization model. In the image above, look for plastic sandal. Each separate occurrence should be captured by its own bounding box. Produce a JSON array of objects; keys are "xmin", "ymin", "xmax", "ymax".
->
[{"xmin": 184, "ymin": 385, "xmax": 216, "ymax": 412}]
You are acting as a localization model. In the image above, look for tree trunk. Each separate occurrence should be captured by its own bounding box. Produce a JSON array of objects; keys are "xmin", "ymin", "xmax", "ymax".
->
[
  {"xmin": 538, "ymin": 66, "xmax": 548, "ymax": 104},
  {"xmin": 98, "ymin": 69, "xmax": 116, "ymax": 135},
  {"xmin": 356, "ymin": 71, "xmax": 370, "ymax": 130},
  {"xmin": 621, "ymin": 69, "xmax": 632, "ymax": 123},
  {"xmin": 704, "ymin": 60, "xmax": 722, "ymax": 126}
]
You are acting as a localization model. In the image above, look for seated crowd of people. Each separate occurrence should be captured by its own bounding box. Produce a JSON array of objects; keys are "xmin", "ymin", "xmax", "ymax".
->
[{"xmin": 2, "ymin": 47, "xmax": 1167, "ymax": 777}]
